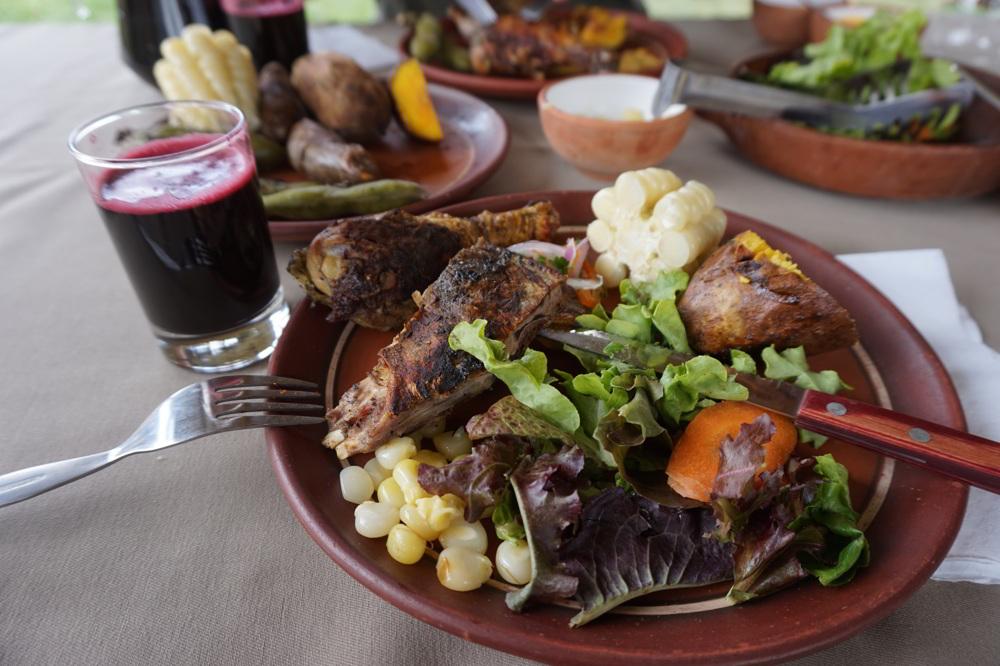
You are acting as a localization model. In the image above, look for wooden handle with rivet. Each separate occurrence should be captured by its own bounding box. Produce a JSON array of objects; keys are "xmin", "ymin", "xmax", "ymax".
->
[{"xmin": 795, "ymin": 391, "xmax": 1000, "ymax": 494}]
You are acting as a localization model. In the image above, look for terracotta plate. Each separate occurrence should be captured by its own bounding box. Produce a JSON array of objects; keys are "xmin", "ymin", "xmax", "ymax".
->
[
  {"xmin": 266, "ymin": 83, "xmax": 509, "ymax": 242},
  {"xmin": 399, "ymin": 13, "xmax": 688, "ymax": 100},
  {"xmin": 266, "ymin": 191, "xmax": 968, "ymax": 664},
  {"xmin": 699, "ymin": 52, "xmax": 1000, "ymax": 200}
]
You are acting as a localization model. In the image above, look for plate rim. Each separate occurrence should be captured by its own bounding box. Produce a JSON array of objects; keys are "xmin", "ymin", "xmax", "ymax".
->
[
  {"xmin": 266, "ymin": 190, "xmax": 968, "ymax": 664},
  {"xmin": 267, "ymin": 82, "xmax": 511, "ymax": 242}
]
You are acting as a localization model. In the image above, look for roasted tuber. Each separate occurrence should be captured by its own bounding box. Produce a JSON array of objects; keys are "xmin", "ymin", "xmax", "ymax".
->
[
  {"xmin": 290, "ymin": 52, "xmax": 392, "ymax": 142},
  {"xmin": 257, "ymin": 62, "xmax": 306, "ymax": 142},
  {"xmin": 286, "ymin": 118, "xmax": 380, "ymax": 186},
  {"xmin": 389, "ymin": 59, "xmax": 444, "ymax": 143}
]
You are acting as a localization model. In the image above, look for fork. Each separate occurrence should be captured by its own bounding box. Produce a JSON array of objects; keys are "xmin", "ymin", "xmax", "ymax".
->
[{"xmin": 0, "ymin": 375, "xmax": 325, "ymax": 509}]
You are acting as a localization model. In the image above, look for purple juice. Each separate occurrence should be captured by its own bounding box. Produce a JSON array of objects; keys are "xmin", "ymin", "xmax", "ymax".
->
[
  {"xmin": 221, "ymin": 0, "xmax": 309, "ymax": 70},
  {"xmin": 97, "ymin": 134, "xmax": 279, "ymax": 335}
]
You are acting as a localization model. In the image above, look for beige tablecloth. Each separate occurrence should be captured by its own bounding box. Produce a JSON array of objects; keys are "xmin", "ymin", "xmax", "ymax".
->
[{"xmin": 1, "ymin": 20, "xmax": 998, "ymax": 666}]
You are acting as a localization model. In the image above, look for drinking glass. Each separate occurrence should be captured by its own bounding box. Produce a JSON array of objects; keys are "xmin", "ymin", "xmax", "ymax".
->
[
  {"xmin": 68, "ymin": 100, "xmax": 288, "ymax": 373},
  {"xmin": 220, "ymin": 0, "xmax": 310, "ymax": 71}
]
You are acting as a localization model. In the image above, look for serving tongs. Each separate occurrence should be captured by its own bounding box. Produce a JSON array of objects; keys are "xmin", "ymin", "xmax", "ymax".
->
[
  {"xmin": 652, "ymin": 61, "xmax": 977, "ymax": 134},
  {"xmin": 541, "ymin": 328, "xmax": 1000, "ymax": 495}
]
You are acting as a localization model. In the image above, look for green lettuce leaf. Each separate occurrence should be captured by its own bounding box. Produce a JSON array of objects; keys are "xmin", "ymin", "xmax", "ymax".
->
[
  {"xmin": 492, "ymin": 485, "xmax": 525, "ymax": 543},
  {"xmin": 729, "ymin": 350, "xmax": 757, "ymax": 374},
  {"xmin": 449, "ymin": 320, "xmax": 579, "ymax": 433},
  {"xmin": 659, "ymin": 356, "xmax": 749, "ymax": 425},
  {"xmin": 506, "ymin": 446, "xmax": 587, "ymax": 612},
  {"xmin": 561, "ymin": 488, "xmax": 734, "ymax": 627}
]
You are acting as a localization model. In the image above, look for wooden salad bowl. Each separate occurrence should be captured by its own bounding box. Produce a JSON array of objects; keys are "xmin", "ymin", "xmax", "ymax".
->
[
  {"xmin": 699, "ymin": 51, "xmax": 1000, "ymax": 200},
  {"xmin": 265, "ymin": 190, "xmax": 967, "ymax": 665}
]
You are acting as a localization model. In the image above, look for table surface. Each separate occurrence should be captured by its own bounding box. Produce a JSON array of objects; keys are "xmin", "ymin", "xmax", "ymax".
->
[{"xmin": 1, "ymin": 19, "xmax": 998, "ymax": 666}]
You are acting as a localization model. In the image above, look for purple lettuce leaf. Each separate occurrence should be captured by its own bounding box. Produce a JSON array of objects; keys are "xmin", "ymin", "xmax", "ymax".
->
[
  {"xmin": 561, "ymin": 487, "xmax": 734, "ymax": 627},
  {"xmin": 418, "ymin": 435, "xmax": 527, "ymax": 522},
  {"xmin": 505, "ymin": 446, "xmax": 587, "ymax": 612},
  {"xmin": 708, "ymin": 422, "xmax": 871, "ymax": 603}
]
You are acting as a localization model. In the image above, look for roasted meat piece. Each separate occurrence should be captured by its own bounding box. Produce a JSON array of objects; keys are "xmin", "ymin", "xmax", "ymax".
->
[
  {"xmin": 324, "ymin": 241, "xmax": 575, "ymax": 458},
  {"xmin": 288, "ymin": 202, "xmax": 561, "ymax": 330}
]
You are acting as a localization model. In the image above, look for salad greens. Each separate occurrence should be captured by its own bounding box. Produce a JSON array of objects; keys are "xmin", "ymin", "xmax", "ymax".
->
[
  {"xmin": 577, "ymin": 270, "xmax": 692, "ymax": 353},
  {"xmin": 709, "ymin": 415, "xmax": 870, "ymax": 603},
  {"xmin": 764, "ymin": 9, "xmax": 962, "ymax": 141},
  {"xmin": 449, "ymin": 319, "xmax": 580, "ymax": 433},
  {"xmin": 417, "ymin": 270, "xmax": 869, "ymax": 626},
  {"xmin": 562, "ymin": 488, "xmax": 734, "ymax": 626},
  {"xmin": 505, "ymin": 446, "xmax": 587, "ymax": 612}
]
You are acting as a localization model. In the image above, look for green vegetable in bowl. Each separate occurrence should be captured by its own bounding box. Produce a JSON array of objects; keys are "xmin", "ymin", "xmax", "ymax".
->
[{"xmin": 763, "ymin": 9, "xmax": 962, "ymax": 141}]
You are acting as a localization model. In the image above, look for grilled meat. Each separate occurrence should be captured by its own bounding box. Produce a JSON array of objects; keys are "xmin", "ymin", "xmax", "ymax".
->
[
  {"xmin": 324, "ymin": 241, "xmax": 575, "ymax": 458},
  {"xmin": 288, "ymin": 202, "xmax": 561, "ymax": 330}
]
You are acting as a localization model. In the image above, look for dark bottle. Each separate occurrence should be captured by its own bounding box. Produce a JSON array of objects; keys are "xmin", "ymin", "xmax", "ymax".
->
[
  {"xmin": 220, "ymin": 0, "xmax": 309, "ymax": 70},
  {"xmin": 117, "ymin": 0, "xmax": 229, "ymax": 86}
]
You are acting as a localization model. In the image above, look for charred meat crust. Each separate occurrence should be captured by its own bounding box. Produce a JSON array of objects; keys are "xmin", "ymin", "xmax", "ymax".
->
[{"xmin": 326, "ymin": 242, "xmax": 573, "ymax": 458}]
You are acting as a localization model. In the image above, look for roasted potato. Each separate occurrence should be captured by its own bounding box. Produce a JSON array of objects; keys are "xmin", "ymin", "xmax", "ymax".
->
[
  {"xmin": 257, "ymin": 62, "xmax": 306, "ymax": 143},
  {"xmin": 287, "ymin": 118, "xmax": 380, "ymax": 186},
  {"xmin": 290, "ymin": 52, "xmax": 392, "ymax": 142},
  {"xmin": 676, "ymin": 231, "xmax": 859, "ymax": 355}
]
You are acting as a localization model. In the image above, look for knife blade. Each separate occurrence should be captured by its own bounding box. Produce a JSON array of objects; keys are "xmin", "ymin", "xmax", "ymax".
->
[
  {"xmin": 539, "ymin": 328, "xmax": 804, "ymax": 417},
  {"xmin": 539, "ymin": 327, "xmax": 1000, "ymax": 495}
]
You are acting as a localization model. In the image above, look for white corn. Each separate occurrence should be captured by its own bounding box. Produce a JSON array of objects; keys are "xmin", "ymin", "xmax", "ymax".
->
[
  {"xmin": 393, "ymin": 458, "xmax": 430, "ymax": 504},
  {"xmin": 495, "ymin": 539, "xmax": 532, "ymax": 585},
  {"xmin": 354, "ymin": 501, "xmax": 399, "ymax": 538},
  {"xmin": 614, "ymin": 168, "xmax": 682, "ymax": 216},
  {"xmin": 586, "ymin": 218, "xmax": 615, "ymax": 254},
  {"xmin": 590, "ymin": 186, "xmax": 618, "ymax": 222},
  {"xmin": 432, "ymin": 427, "xmax": 473, "ymax": 461},
  {"xmin": 412, "ymin": 449, "xmax": 448, "ymax": 468},
  {"xmin": 399, "ymin": 503, "xmax": 441, "ymax": 541},
  {"xmin": 376, "ymin": 436, "xmax": 417, "ymax": 470},
  {"xmin": 439, "ymin": 519, "xmax": 488, "ymax": 555},
  {"xmin": 656, "ymin": 220, "xmax": 720, "ymax": 268},
  {"xmin": 437, "ymin": 547, "xmax": 494, "ymax": 592},
  {"xmin": 594, "ymin": 253, "xmax": 628, "ymax": 288},
  {"xmin": 386, "ymin": 524, "xmax": 426, "ymax": 564},
  {"xmin": 451, "ymin": 454, "xmax": 469, "ymax": 463},
  {"xmin": 363, "ymin": 458, "xmax": 392, "ymax": 487},
  {"xmin": 377, "ymin": 478, "xmax": 406, "ymax": 509},
  {"xmin": 650, "ymin": 180, "xmax": 715, "ymax": 231},
  {"xmin": 414, "ymin": 495, "xmax": 464, "ymax": 533},
  {"xmin": 339, "ymin": 466, "xmax": 374, "ymax": 504}
]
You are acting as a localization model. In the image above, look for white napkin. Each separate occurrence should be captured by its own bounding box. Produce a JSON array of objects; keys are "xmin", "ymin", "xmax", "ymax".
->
[
  {"xmin": 837, "ymin": 249, "xmax": 1000, "ymax": 584},
  {"xmin": 308, "ymin": 25, "xmax": 401, "ymax": 72}
]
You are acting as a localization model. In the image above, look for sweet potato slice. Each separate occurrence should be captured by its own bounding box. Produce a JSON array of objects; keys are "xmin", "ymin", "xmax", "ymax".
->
[
  {"xmin": 389, "ymin": 59, "xmax": 443, "ymax": 143},
  {"xmin": 667, "ymin": 401, "xmax": 797, "ymax": 503},
  {"xmin": 676, "ymin": 231, "xmax": 859, "ymax": 355}
]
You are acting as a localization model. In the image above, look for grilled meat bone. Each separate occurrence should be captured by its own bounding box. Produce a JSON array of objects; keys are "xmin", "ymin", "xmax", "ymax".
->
[
  {"xmin": 288, "ymin": 202, "xmax": 561, "ymax": 330},
  {"xmin": 325, "ymin": 241, "xmax": 575, "ymax": 458}
]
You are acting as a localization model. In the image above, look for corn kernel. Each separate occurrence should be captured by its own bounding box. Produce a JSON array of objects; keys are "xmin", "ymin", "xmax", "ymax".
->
[
  {"xmin": 363, "ymin": 458, "xmax": 392, "ymax": 487},
  {"xmin": 393, "ymin": 458, "xmax": 429, "ymax": 504},
  {"xmin": 354, "ymin": 501, "xmax": 399, "ymax": 538},
  {"xmin": 399, "ymin": 503, "xmax": 441, "ymax": 541},
  {"xmin": 414, "ymin": 495, "xmax": 462, "ymax": 533},
  {"xmin": 451, "ymin": 454, "xmax": 469, "ymax": 463},
  {"xmin": 440, "ymin": 518, "xmax": 488, "ymax": 554},
  {"xmin": 339, "ymin": 465, "xmax": 374, "ymax": 504},
  {"xmin": 375, "ymin": 436, "xmax": 417, "ymax": 470},
  {"xmin": 495, "ymin": 539, "xmax": 532, "ymax": 585},
  {"xmin": 437, "ymin": 547, "xmax": 493, "ymax": 591},
  {"xmin": 432, "ymin": 427, "xmax": 473, "ymax": 461},
  {"xmin": 377, "ymin": 478, "xmax": 406, "ymax": 509},
  {"xmin": 412, "ymin": 449, "xmax": 448, "ymax": 467},
  {"xmin": 386, "ymin": 524, "xmax": 426, "ymax": 564}
]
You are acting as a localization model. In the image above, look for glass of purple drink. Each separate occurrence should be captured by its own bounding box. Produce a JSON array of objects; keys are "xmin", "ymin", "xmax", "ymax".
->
[
  {"xmin": 68, "ymin": 100, "xmax": 288, "ymax": 372},
  {"xmin": 220, "ymin": 0, "xmax": 309, "ymax": 70}
]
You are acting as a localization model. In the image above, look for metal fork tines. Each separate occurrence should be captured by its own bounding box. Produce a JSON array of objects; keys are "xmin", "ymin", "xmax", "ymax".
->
[
  {"xmin": 0, "ymin": 375, "xmax": 325, "ymax": 509},
  {"xmin": 653, "ymin": 61, "xmax": 976, "ymax": 133}
]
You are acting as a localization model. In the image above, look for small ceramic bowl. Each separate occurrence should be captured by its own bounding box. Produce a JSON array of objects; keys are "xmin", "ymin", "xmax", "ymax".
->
[
  {"xmin": 809, "ymin": 4, "xmax": 877, "ymax": 42},
  {"xmin": 751, "ymin": 0, "xmax": 811, "ymax": 49},
  {"xmin": 537, "ymin": 74, "xmax": 692, "ymax": 180}
]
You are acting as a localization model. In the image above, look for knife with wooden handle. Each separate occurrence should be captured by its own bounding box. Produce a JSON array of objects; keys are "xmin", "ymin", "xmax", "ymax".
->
[{"xmin": 540, "ymin": 328, "xmax": 1000, "ymax": 495}]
